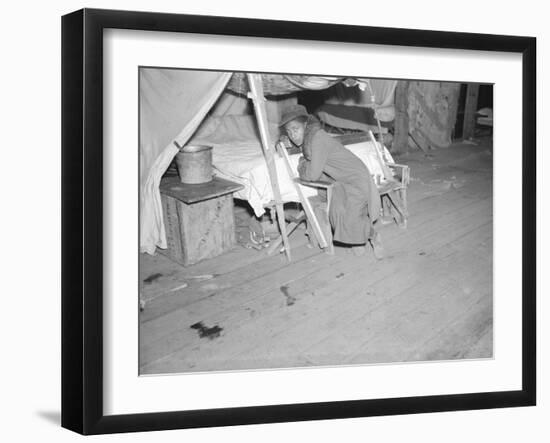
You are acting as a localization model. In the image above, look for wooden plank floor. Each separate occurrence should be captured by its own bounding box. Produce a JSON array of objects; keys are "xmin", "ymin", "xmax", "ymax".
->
[{"xmin": 139, "ymin": 138, "xmax": 493, "ymax": 375}]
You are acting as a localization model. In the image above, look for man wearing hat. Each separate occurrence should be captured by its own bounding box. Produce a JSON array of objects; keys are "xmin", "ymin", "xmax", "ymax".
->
[{"xmin": 279, "ymin": 104, "xmax": 384, "ymax": 258}]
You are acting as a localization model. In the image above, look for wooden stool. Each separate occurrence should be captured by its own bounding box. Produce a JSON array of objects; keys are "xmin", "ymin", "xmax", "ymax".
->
[
  {"xmin": 159, "ymin": 176, "xmax": 244, "ymax": 266},
  {"xmin": 298, "ymin": 179, "xmax": 335, "ymax": 255},
  {"xmin": 377, "ymin": 163, "xmax": 410, "ymax": 228}
]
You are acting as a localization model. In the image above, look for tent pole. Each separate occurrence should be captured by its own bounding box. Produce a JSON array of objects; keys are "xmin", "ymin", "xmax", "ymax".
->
[{"xmin": 246, "ymin": 73, "xmax": 292, "ymax": 261}]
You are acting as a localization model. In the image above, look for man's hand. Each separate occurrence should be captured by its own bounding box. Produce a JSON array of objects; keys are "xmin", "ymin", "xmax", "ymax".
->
[{"xmin": 279, "ymin": 135, "xmax": 292, "ymax": 148}]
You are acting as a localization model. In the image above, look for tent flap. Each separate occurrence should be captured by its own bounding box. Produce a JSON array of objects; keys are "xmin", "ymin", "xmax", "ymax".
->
[{"xmin": 139, "ymin": 69, "xmax": 232, "ymax": 254}]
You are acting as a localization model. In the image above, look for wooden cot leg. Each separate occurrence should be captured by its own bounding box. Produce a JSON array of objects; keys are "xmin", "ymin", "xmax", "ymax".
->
[
  {"xmin": 325, "ymin": 224, "xmax": 335, "ymax": 255},
  {"xmin": 400, "ymin": 188, "xmax": 408, "ymax": 216},
  {"xmin": 384, "ymin": 195, "xmax": 393, "ymax": 218},
  {"xmin": 266, "ymin": 220, "xmax": 302, "ymax": 255},
  {"xmin": 305, "ymin": 223, "xmax": 316, "ymax": 249},
  {"xmin": 386, "ymin": 192, "xmax": 407, "ymax": 228},
  {"xmin": 320, "ymin": 213, "xmax": 334, "ymax": 255},
  {"xmin": 379, "ymin": 195, "xmax": 393, "ymax": 225},
  {"xmin": 311, "ymin": 200, "xmax": 334, "ymax": 255}
]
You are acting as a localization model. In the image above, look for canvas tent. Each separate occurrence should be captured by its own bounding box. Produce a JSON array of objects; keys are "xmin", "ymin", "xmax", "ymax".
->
[{"xmin": 139, "ymin": 69, "xmax": 397, "ymax": 255}]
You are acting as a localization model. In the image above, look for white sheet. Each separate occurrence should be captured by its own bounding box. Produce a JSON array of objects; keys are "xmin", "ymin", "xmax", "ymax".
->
[
  {"xmin": 212, "ymin": 142, "xmax": 317, "ymax": 217},
  {"xmin": 212, "ymin": 141, "xmax": 394, "ymax": 217}
]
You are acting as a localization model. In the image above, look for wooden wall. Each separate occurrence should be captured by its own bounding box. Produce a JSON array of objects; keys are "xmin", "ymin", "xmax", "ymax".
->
[{"xmin": 393, "ymin": 81, "xmax": 461, "ymax": 153}]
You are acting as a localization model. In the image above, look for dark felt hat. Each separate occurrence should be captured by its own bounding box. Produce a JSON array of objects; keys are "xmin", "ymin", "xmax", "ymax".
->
[{"xmin": 279, "ymin": 104, "xmax": 309, "ymax": 127}]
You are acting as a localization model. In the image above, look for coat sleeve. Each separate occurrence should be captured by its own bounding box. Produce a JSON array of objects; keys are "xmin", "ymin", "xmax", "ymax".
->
[{"xmin": 298, "ymin": 133, "xmax": 330, "ymax": 181}]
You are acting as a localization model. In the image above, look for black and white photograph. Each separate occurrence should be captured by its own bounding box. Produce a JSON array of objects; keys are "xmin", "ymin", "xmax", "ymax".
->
[
  {"xmin": 138, "ymin": 68, "xmax": 494, "ymax": 375},
  {"xmin": 2, "ymin": 0, "xmax": 544, "ymax": 439}
]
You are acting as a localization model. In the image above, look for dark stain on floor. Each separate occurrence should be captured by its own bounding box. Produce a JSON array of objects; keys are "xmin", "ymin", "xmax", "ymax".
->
[
  {"xmin": 336, "ymin": 273, "xmax": 345, "ymax": 279},
  {"xmin": 190, "ymin": 321, "xmax": 223, "ymax": 340},
  {"xmin": 143, "ymin": 273, "xmax": 163, "ymax": 284},
  {"xmin": 280, "ymin": 284, "xmax": 296, "ymax": 306}
]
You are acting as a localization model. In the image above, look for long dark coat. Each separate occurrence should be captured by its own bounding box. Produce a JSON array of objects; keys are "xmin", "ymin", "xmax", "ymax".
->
[{"xmin": 297, "ymin": 119, "xmax": 380, "ymax": 245}]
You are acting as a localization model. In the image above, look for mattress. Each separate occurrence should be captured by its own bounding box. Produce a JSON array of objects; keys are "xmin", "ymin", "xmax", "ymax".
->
[{"xmin": 211, "ymin": 140, "xmax": 394, "ymax": 217}]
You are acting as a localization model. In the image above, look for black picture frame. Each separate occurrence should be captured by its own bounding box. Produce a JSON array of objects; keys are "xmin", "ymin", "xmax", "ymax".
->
[{"xmin": 61, "ymin": 8, "xmax": 536, "ymax": 435}]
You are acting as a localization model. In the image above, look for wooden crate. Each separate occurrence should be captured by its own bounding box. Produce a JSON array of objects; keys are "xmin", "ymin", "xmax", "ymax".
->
[{"xmin": 159, "ymin": 176, "xmax": 243, "ymax": 266}]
